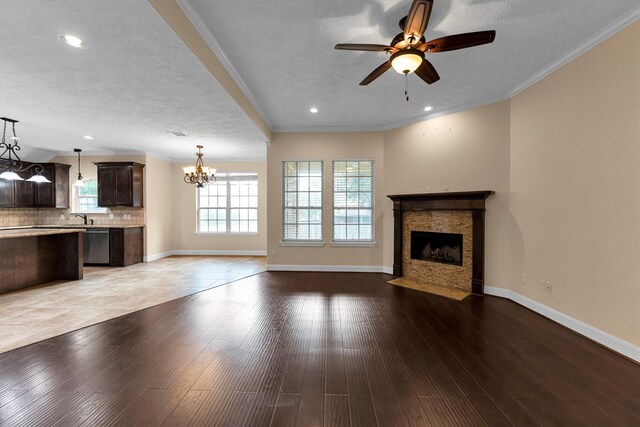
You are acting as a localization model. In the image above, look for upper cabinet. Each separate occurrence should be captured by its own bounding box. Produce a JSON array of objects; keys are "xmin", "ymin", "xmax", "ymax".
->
[
  {"xmin": 0, "ymin": 162, "xmax": 70, "ymax": 208},
  {"xmin": 95, "ymin": 162, "xmax": 144, "ymax": 207},
  {"xmin": 35, "ymin": 163, "xmax": 70, "ymax": 208}
]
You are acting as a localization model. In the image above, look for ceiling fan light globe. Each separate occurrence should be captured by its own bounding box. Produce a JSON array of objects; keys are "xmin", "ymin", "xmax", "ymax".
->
[{"xmin": 390, "ymin": 49, "xmax": 424, "ymax": 74}]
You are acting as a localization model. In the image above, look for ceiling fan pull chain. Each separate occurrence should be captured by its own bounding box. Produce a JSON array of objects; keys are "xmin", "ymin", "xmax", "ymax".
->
[{"xmin": 405, "ymin": 73, "xmax": 409, "ymax": 102}]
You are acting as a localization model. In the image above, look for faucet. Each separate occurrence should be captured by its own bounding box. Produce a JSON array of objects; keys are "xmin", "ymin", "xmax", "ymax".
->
[{"xmin": 74, "ymin": 213, "xmax": 88, "ymax": 225}]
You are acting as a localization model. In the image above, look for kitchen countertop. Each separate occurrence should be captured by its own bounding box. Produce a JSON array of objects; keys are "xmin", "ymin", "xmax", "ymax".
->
[
  {"xmin": 0, "ymin": 225, "xmax": 144, "ymax": 231},
  {"xmin": 38, "ymin": 225, "xmax": 145, "ymax": 229},
  {"xmin": 0, "ymin": 228, "xmax": 86, "ymax": 239}
]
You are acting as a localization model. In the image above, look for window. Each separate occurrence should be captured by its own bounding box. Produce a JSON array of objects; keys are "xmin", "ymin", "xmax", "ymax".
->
[
  {"xmin": 283, "ymin": 161, "xmax": 322, "ymax": 241},
  {"xmin": 74, "ymin": 179, "xmax": 107, "ymax": 213},
  {"xmin": 333, "ymin": 160, "xmax": 374, "ymax": 241},
  {"xmin": 197, "ymin": 173, "xmax": 258, "ymax": 234}
]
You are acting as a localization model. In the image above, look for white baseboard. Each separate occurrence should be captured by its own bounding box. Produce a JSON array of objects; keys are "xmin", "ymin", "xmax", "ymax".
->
[
  {"xmin": 484, "ymin": 286, "xmax": 640, "ymax": 362},
  {"xmin": 144, "ymin": 249, "xmax": 266, "ymax": 262},
  {"xmin": 143, "ymin": 251, "xmax": 173, "ymax": 263},
  {"xmin": 267, "ymin": 264, "xmax": 385, "ymax": 273},
  {"xmin": 173, "ymin": 250, "xmax": 267, "ymax": 256},
  {"xmin": 382, "ymin": 266, "xmax": 393, "ymax": 275}
]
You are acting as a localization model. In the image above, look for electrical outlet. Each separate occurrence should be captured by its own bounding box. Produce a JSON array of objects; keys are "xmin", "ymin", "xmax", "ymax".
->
[
  {"xmin": 539, "ymin": 280, "xmax": 553, "ymax": 293},
  {"xmin": 521, "ymin": 274, "xmax": 527, "ymax": 285},
  {"xmin": 108, "ymin": 214, "xmax": 114, "ymax": 220},
  {"xmin": 271, "ymin": 250, "xmax": 277, "ymax": 257}
]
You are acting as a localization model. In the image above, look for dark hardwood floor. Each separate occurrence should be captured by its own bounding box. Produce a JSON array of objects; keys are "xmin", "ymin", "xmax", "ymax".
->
[{"xmin": 0, "ymin": 272, "xmax": 638, "ymax": 426}]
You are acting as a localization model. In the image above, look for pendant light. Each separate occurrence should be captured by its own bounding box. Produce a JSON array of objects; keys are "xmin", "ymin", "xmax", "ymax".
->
[{"xmin": 73, "ymin": 148, "xmax": 84, "ymax": 187}]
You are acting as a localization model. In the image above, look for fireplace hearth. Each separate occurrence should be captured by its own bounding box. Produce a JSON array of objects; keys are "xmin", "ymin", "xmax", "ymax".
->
[
  {"xmin": 388, "ymin": 191, "xmax": 493, "ymax": 295},
  {"xmin": 411, "ymin": 231, "xmax": 463, "ymax": 266}
]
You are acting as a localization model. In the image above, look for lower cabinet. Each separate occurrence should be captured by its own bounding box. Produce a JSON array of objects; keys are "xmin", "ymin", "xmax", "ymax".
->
[{"xmin": 109, "ymin": 227, "xmax": 144, "ymax": 267}]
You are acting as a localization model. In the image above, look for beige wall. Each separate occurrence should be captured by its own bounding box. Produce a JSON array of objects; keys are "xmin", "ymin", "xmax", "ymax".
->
[
  {"xmin": 382, "ymin": 101, "xmax": 513, "ymax": 289},
  {"xmin": 144, "ymin": 155, "xmax": 175, "ymax": 257},
  {"xmin": 266, "ymin": 23, "xmax": 639, "ymax": 346},
  {"xmin": 267, "ymin": 132, "xmax": 384, "ymax": 267},
  {"xmin": 172, "ymin": 161, "xmax": 267, "ymax": 253},
  {"xmin": 508, "ymin": 23, "xmax": 640, "ymax": 344}
]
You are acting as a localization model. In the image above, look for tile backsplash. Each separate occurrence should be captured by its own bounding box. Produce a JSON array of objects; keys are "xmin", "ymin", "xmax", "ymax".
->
[{"xmin": 0, "ymin": 207, "xmax": 145, "ymax": 228}]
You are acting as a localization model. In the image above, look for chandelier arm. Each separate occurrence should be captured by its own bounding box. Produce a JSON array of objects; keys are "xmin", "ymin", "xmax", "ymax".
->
[
  {"xmin": 0, "ymin": 143, "xmax": 24, "ymax": 172},
  {"xmin": 20, "ymin": 163, "xmax": 45, "ymax": 175}
]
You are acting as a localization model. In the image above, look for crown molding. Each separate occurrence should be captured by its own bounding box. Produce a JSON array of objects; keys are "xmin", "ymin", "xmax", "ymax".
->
[
  {"xmin": 51, "ymin": 150, "xmax": 265, "ymax": 164},
  {"xmin": 175, "ymin": 0, "xmax": 274, "ymax": 130},
  {"xmin": 51, "ymin": 150, "xmax": 147, "ymax": 157},
  {"xmin": 508, "ymin": 5, "xmax": 640, "ymax": 98},
  {"xmin": 272, "ymin": 93, "xmax": 511, "ymax": 133}
]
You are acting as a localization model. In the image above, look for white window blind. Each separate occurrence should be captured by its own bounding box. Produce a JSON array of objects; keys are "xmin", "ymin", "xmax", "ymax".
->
[
  {"xmin": 333, "ymin": 160, "xmax": 374, "ymax": 241},
  {"xmin": 282, "ymin": 161, "xmax": 323, "ymax": 241},
  {"xmin": 197, "ymin": 173, "xmax": 258, "ymax": 234}
]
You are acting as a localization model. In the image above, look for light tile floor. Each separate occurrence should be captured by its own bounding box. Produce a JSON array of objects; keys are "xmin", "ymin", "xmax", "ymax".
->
[{"xmin": 0, "ymin": 255, "xmax": 266, "ymax": 353}]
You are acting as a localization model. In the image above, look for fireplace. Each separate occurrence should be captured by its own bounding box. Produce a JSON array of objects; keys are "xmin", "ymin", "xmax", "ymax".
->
[
  {"xmin": 387, "ymin": 191, "xmax": 493, "ymax": 295},
  {"xmin": 411, "ymin": 231, "xmax": 463, "ymax": 266}
]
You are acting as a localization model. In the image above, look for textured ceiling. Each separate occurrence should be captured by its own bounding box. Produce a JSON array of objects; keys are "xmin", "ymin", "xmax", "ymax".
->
[
  {"xmin": 0, "ymin": 0, "xmax": 267, "ymax": 161},
  {"xmin": 1, "ymin": 1, "xmax": 637, "ymax": 162},
  {"xmin": 182, "ymin": 0, "xmax": 639, "ymax": 131}
]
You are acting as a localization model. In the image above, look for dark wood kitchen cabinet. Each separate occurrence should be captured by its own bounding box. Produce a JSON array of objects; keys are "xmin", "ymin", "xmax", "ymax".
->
[
  {"xmin": 0, "ymin": 168, "xmax": 34, "ymax": 207},
  {"xmin": 35, "ymin": 163, "xmax": 70, "ymax": 208},
  {"xmin": 95, "ymin": 162, "xmax": 144, "ymax": 207},
  {"xmin": 13, "ymin": 173, "xmax": 35, "ymax": 207},
  {"xmin": 0, "ymin": 178, "xmax": 12, "ymax": 207},
  {"xmin": 109, "ymin": 227, "xmax": 144, "ymax": 267},
  {"xmin": 0, "ymin": 162, "xmax": 69, "ymax": 208}
]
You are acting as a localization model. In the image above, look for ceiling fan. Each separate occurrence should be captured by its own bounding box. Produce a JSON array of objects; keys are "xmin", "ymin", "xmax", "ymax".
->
[{"xmin": 335, "ymin": 0, "xmax": 496, "ymax": 86}]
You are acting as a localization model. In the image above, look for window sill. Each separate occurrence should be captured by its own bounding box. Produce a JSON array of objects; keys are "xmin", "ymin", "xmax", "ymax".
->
[
  {"xmin": 196, "ymin": 232, "xmax": 260, "ymax": 237},
  {"xmin": 332, "ymin": 241, "xmax": 377, "ymax": 248},
  {"xmin": 280, "ymin": 240, "xmax": 325, "ymax": 247}
]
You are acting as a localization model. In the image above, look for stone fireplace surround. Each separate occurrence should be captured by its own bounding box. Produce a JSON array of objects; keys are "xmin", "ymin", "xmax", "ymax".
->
[{"xmin": 388, "ymin": 191, "xmax": 493, "ymax": 295}]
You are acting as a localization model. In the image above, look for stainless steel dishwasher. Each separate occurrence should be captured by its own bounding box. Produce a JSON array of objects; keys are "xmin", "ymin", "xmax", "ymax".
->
[{"xmin": 84, "ymin": 229, "xmax": 110, "ymax": 265}]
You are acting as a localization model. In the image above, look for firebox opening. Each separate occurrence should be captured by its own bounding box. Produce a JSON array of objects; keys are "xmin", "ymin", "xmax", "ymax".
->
[{"xmin": 411, "ymin": 231, "xmax": 463, "ymax": 266}]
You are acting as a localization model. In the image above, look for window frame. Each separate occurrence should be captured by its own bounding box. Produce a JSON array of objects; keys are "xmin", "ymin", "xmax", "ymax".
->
[
  {"xmin": 196, "ymin": 172, "xmax": 259, "ymax": 236},
  {"xmin": 332, "ymin": 159, "xmax": 375, "ymax": 246},
  {"xmin": 72, "ymin": 179, "xmax": 107, "ymax": 214},
  {"xmin": 281, "ymin": 160, "xmax": 324, "ymax": 245}
]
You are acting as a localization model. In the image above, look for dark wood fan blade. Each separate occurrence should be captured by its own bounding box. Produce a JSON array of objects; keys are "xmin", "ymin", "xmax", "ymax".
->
[
  {"xmin": 415, "ymin": 59, "xmax": 440, "ymax": 84},
  {"xmin": 404, "ymin": 0, "xmax": 433, "ymax": 41},
  {"xmin": 359, "ymin": 61, "xmax": 392, "ymax": 85},
  {"xmin": 425, "ymin": 30, "xmax": 496, "ymax": 52},
  {"xmin": 335, "ymin": 43, "xmax": 393, "ymax": 52}
]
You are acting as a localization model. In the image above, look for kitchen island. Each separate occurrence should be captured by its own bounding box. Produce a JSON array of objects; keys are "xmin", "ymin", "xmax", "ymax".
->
[{"xmin": 0, "ymin": 228, "xmax": 84, "ymax": 295}]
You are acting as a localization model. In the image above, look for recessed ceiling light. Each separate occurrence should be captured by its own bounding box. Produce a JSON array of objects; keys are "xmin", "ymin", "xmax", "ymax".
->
[
  {"xmin": 167, "ymin": 131, "xmax": 187, "ymax": 137},
  {"xmin": 59, "ymin": 34, "xmax": 87, "ymax": 49},
  {"xmin": 83, "ymin": 135, "xmax": 93, "ymax": 140},
  {"xmin": 310, "ymin": 107, "xmax": 318, "ymax": 113},
  {"xmin": 424, "ymin": 106, "xmax": 433, "ymax": 112}
]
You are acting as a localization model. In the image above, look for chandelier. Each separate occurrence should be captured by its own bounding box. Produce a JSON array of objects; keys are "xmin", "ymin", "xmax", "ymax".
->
[
  {"xmin": 0, "ymin": 117, "xmax": 51, "ymax": 183},
  {"xmin": 183, "ymin": 145, "xmax": 216, "ymax": 188}
]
